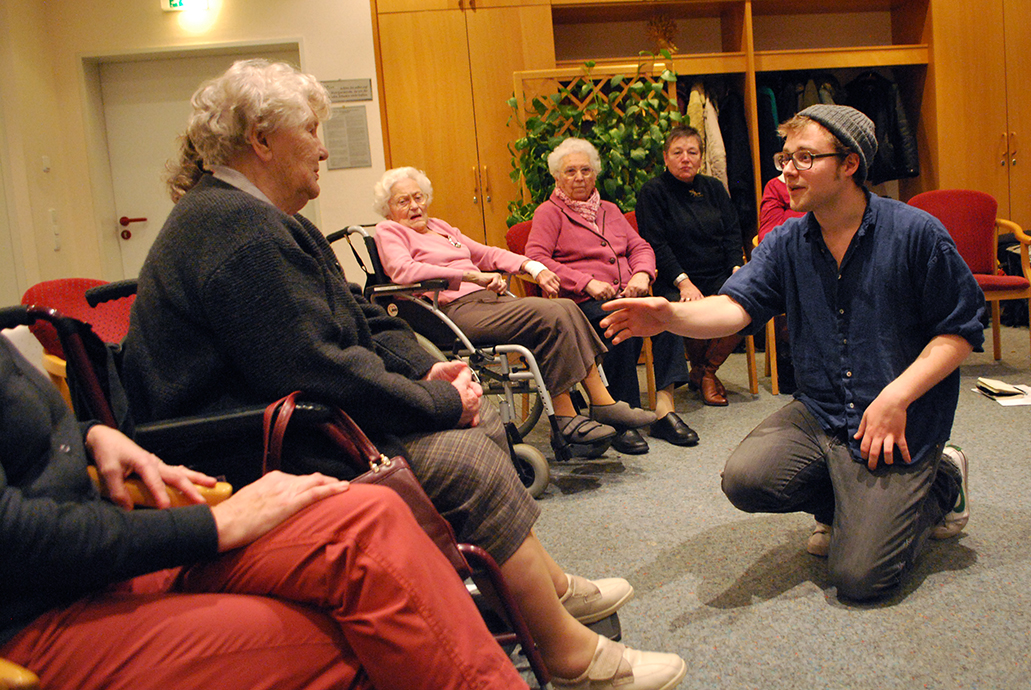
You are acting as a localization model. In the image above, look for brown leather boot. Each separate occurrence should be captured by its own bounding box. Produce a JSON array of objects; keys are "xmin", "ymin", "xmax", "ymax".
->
[
  {"xmin": 684, "ymin": 337, "xmax": 708, "ymax": 390},
  {"xmin": 699, "ymin": 334, "xmax": 743, "ymax": 406}
]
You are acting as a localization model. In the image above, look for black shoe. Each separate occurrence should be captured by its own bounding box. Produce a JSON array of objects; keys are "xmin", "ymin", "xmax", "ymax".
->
[
  {"xmin": 649, "ymin": 412, "xmax": 699, "ymax": 446},
  {"xmin": 611, "ymin": 428, "xmax": 649, "ymax": 455}
]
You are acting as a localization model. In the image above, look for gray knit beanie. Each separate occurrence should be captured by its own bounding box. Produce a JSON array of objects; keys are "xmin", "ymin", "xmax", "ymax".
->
[{"xmin": 797, "ymin": 104, "xmax": 877, "ymax": 183}]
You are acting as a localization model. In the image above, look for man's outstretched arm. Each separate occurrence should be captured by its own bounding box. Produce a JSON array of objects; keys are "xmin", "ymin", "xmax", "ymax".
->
[{"xmin": 600, "ymin": 295, "xmax": 752, "ymax": 344}]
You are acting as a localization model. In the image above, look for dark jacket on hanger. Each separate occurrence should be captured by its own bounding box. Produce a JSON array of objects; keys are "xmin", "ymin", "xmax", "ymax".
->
[{"xmin": 845, "ymin": 71, "xmax": 920, "ymax": 185}]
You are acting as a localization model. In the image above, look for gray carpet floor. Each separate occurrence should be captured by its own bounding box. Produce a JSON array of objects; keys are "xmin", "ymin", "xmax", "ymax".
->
[{"xmin": 523, "ymin": 325, "xmax": 1031, "ymax": 690}]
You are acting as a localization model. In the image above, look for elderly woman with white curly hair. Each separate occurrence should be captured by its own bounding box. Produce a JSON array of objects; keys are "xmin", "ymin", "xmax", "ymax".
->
[
  {"xmin": 374, "ymin": 166, "xmax": 657, "ymax": 457},
  {"xmin": 524, "ymin": 138, "xmax": 700, "ymax": 455},
  {"xmin": 123, "ymin": 60, "xmax": 686, "ymax": 690}
]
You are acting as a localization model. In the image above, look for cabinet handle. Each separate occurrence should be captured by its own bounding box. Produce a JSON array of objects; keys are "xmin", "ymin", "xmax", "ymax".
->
[
  {"xmin": 1010, "ymin": 131, "xmax": 1017, "ymax": 166},
  {"xmin": 482, "ymin": 165, "xmax": 492, "ymax": 203},
  {"xmin": 1001, "ymin": 132, "xmax": 1009, "ymax": 166},
  {"xmin": 472, "ymin": 166, "xmax": 480, "ymax": 205}
]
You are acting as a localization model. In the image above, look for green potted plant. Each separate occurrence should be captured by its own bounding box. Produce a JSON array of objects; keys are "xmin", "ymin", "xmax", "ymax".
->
[{"xmin": 507, "ymin": 51, "xmax": 683, "ymax": 226}]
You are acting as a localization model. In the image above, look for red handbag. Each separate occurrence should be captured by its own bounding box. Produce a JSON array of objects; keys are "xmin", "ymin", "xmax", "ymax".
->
[{"xmin": 262, "ymin": 391, "xmax": 468, "ymax": 573}]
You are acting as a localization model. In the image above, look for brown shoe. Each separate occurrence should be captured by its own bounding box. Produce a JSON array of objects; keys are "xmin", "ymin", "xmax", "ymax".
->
[{"xmin": 700, "ymin": 373, "xmax": 728, "ymax": 406}]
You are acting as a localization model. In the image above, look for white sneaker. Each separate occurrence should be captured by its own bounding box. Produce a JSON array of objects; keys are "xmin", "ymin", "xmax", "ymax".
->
[
  {"xmin": 559, "ymin": 573, "xmax": 634, "ymax": 624},
  {"xmin": 807, "ymin": 522, "xmax": 831, "ymax": 557},
  {"xmin": 931, "ymin": 445, "xmax": 969, "ymax": 539},
  {"xmin": 552, "ymin": 636, "xmax": 687, "ymax": 690}
]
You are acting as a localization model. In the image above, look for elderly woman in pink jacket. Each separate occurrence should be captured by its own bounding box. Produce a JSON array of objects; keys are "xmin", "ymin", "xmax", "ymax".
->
[
  {"xmin": 374, "ymin": 166, "xmax": 656, "ymax": 457},
  {"xmin": 525, "ymin": 138, "xmax": 699, "ymax": 455}
]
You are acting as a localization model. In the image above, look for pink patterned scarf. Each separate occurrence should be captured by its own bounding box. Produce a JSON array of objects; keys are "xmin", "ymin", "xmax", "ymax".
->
[{"xmin": 555, "ymin": 187, "xmax": 601, "ymax": 225}]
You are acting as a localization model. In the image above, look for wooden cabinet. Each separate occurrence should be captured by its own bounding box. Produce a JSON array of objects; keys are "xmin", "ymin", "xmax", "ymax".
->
[
  {"xmin": 377, "ymin": 0, "xmax": 1023, "ymax": 244},
  {"xmin": 926, "ymin": 0, "xmax": 1030, "ymax": 230},
  {"xmin": 534, "ymin": 0, "xmax": 932, "ymax": 218},
  {"xmin": 375, "ymin": 3, "xmax": 554, "ymax": 246}
]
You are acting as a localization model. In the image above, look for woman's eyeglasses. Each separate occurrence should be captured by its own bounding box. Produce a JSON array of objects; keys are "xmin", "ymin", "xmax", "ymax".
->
[{"xmin": 390, "ymin": 192, "xmax": 427, "ymax": 210}]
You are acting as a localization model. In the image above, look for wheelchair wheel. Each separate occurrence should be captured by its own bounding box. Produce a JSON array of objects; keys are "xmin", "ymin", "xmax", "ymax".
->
[
  {"xmin": 512, "ymin": 443, "xmax": 549, "ymax": 498},
  {"xmin": 414, "ymin": 332, "xmax": 448, "ymax": 361},
  {"xmin": 484, "ymin": 385, "xmax": 543, "ymax": 439}
]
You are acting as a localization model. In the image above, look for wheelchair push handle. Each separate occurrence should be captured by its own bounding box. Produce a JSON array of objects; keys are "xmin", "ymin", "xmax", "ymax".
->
[
  {"xmin": 0, "ymin": 305, "xmax": 33, "ymax": 331},
  {"xmin": 85, "ymin": 279, "xmax": 138, "ymax": 307}
]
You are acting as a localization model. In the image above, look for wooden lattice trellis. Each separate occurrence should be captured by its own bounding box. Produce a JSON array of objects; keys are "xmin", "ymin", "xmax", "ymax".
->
[
  {"xmin": 507, "ymin": 58, "xmax": 681, "ymax": 223},
  {"xmin": 513, "ymin": 62, "xmax": 678, "ymax": 138}
]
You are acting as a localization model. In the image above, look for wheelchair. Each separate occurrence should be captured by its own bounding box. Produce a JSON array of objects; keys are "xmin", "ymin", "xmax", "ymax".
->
[
  {"xmin": 2, "ymin": 301, "xmax": 561, "ymax": 689},
  {"xmin": 329, "ymin": 225, "xmax": 610, "ymax": 496}
]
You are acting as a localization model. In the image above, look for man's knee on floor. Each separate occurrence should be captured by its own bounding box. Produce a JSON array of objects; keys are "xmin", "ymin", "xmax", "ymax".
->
[
  {"xmin": 720, "ymin": 464, "xmax": 769, "ymax": 512},
  {"xmin": 829, "ymin": 560, "xmax": 902, "ymax": 602}
]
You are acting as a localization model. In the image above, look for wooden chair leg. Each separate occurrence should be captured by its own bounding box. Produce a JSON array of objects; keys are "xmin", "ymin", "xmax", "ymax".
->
[
  {"xmin": 767, "ymin": 318, "xmax": 779, "ymax": 396},
  {"xmin": 745, "ymin": 334, "xmax": 758, "ymax": 395},
  {"xmin": 643, "ymin": 336, "xmax": 656, "ymax": 410},
  {"xmin": 991, "ymin": 300, "xmax": 1003, "ymax": 361}
]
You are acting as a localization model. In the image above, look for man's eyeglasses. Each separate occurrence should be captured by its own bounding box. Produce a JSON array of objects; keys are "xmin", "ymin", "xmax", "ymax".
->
[
  {"xmin": 773, "ymin": 151, "xmax": 845, "ymax": 172},
  {"xmin": 390, "ymin": 192, "xmax": 427, "ymax": 210}
]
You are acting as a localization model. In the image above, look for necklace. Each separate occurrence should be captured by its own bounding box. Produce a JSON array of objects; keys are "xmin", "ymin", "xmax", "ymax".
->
[{"xmin": 434, "ymin": 231, "xmax": 462, "ymax": 248}]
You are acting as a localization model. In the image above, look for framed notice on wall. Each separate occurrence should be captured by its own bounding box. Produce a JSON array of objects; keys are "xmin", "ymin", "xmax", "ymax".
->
[{"xmin": 325, "ymin": 105, "xmax": 372, "ymax": 170}]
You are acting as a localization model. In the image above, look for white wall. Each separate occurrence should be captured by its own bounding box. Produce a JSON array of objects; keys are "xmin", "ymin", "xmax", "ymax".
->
[{"xmin": 0, "ymin": 0, "xmax": 384, "ymax": 290}]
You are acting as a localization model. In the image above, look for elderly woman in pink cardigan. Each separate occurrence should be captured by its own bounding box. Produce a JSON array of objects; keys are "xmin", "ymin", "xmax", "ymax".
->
[
  {"xmin": 524, "ymin": 138, "xmax": 699, "ymax": 455},
  {"xmin": 374, "ymin": 166, "xmax": 655, "ymax": 456}
]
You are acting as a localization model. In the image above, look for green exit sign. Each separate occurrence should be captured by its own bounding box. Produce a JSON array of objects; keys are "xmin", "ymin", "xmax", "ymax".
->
[{"xmin": 161, "ymin": 0, "xmax": 208, "ymax": 10}]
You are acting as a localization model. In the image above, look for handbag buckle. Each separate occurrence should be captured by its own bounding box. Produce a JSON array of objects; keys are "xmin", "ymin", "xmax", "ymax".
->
[{"xmin": 369, "ymin": 454, "xmax": 393, "ymax": 472}]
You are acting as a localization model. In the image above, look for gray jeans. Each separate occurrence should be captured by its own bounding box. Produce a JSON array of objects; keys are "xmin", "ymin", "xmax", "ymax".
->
[{"xmin": 721, "ymin": 400, "xmax": 958, "ymax": 601}]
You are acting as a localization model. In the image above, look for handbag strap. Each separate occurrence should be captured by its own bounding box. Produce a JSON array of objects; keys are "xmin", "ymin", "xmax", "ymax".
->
[
  {"xmin": 262, "ymin": 391, "xmax": 300, "ymax": 474},
  {"xmin": 262, "ymin": 392, "xmax": 383, "ymax": 474}
]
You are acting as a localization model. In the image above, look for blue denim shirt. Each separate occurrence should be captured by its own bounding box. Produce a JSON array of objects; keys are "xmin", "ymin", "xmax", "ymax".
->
[{"xmin": 721, "ymin": 192, "xmax": 985, "ymax": 465}]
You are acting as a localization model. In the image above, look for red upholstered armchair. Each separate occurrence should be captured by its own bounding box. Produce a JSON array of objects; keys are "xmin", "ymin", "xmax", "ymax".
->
[{"xmin": 908, "ymin": 189, "xmax": 1031, "ymax": 366}]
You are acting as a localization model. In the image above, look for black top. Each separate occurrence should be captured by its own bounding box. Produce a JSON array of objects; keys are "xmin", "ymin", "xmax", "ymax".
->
[{"xmin": 635, "ymin": 171, "xmax": 743, "ymax": 296}]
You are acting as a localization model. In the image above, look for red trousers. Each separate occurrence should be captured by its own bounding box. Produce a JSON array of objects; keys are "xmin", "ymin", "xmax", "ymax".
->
[{"xmin": 1, "ymin": 485, "xmax": 527, "ymax": 690}]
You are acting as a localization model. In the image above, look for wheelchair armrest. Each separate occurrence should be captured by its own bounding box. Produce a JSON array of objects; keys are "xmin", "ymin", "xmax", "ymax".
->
[
  {"xmin": 367, "ymin": 278, "xmax": 449, "ymax": 297},
  {"xmin": 0, "ymin": 656, "xmax": 40, "ymax": 689},
  {"xmin": 85, "ymin": 279, "xmax": 138, "ymax": 306},
  {"xmin": 87, "ymin": 466, "xmax": 234, "ymax": 508},
  {"xmin": 134, "ymin": 402, "xmax": 337, "ymax": 449}
]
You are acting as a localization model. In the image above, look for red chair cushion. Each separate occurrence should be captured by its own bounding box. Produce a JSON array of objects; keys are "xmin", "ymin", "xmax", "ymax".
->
[{"xmin": 975, "ymin": 273, "xmax": 1031, "ymax": 292}]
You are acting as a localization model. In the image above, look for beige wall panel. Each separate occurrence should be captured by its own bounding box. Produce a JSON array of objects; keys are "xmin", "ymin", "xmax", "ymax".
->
[{"xmin": 0, "ymin": 0, "xmax": 386, "ymax": 288}]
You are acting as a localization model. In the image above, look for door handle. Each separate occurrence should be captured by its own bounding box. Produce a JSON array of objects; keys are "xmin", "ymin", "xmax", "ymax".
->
[
  {"xmin": 482, "ymin": 165, "xmax": 491, "ymax": 203},
  {"xmin": 1001, "ymin": 132, "xmax": 1009, "ymax": 167},
  {"xmin": 1010, "ymin": 131, "xmax": 1017, "ymax": 166},
  {"xmin": 119, "ymin": 216, "xmax": 147, "ymax": 240},
  {"xmin": 472, "ymin": 166, "xmax": 480, "ymax": 205}
]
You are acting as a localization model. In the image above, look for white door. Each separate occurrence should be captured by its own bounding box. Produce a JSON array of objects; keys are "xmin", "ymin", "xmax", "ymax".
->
[
  {"xmin": 0, "ymin": 112, "xmax": 20, "ymax": 305},
  {"xmin": 100, "ymin": 47, "xmax": 300, "ymax": 278}
]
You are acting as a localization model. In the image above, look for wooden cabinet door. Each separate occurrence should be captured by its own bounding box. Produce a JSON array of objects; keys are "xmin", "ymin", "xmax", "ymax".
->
[
  {"xmin": 378, "ymin": 9, "xmax": 486, "ymax": 241},
  {"xmin": 465, "ymin": 5, "xmax": 555, "ymax": 248},
  {"xmin": 929, "ymin": 0, "xmax": 1010, "ymax": 206},
  {"xmin": 1004, "ymin": 0, "xmax": 1031, "ymax": 230}
]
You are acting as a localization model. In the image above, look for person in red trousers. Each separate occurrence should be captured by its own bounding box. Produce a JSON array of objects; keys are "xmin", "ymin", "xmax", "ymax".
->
[{"xmin": 0, "ymin": 336, "xmax": 528, "ymax": 690}]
